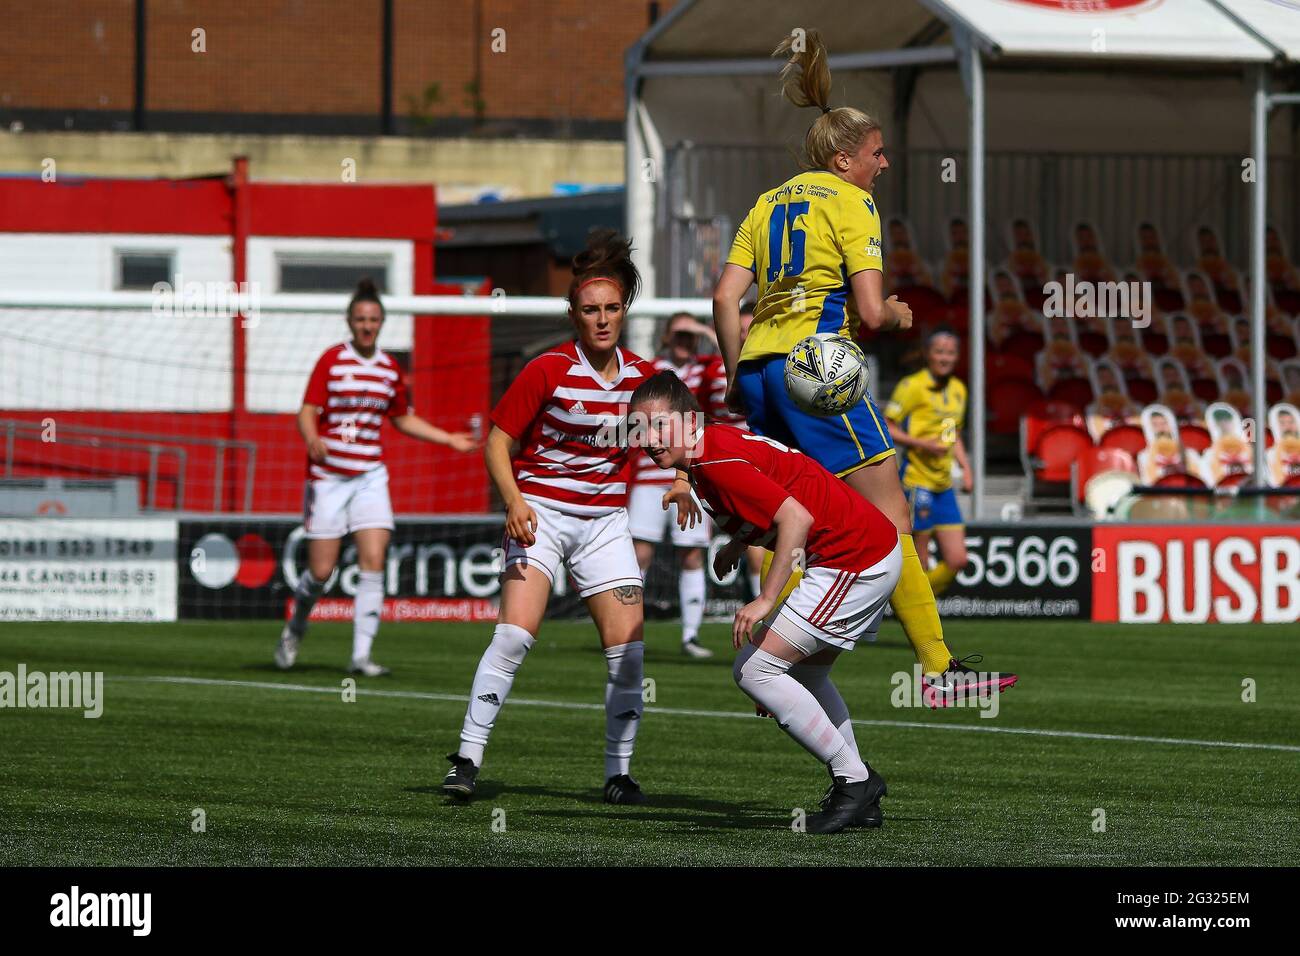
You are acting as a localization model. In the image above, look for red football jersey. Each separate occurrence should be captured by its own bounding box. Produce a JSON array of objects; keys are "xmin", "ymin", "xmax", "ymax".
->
[
  {"xmin": 696, "ymin": 352, "xmax": 749, "ymax": 429},
  {"xmin": 491, "ymin": 340, "xmax": 653, "ymax": 517},
  {"xmin": 687, "ymin": 424, "xmax": 897, "ymax": 571},
  {"xmin": 302, "ymin": 342, "xmax": 410, "ymax": 480}
]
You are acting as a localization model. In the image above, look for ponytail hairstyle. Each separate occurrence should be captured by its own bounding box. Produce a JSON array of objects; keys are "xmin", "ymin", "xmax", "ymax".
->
[
  {"xmin": 772, "ymin": 29, "xmax": 881, "ymax": 171},
  {"xmin": 568, "ymin": 228, "xmax": 641, "ymax": 312},
  {"xmin": 347, "ymin": 276, "xmax": 385, "ymax": 321}
]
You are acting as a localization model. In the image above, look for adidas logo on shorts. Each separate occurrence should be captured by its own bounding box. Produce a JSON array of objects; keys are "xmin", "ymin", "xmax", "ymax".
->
[{"xmin": 477, "ymin": 693, "xmax": 500, "ymax": 706}]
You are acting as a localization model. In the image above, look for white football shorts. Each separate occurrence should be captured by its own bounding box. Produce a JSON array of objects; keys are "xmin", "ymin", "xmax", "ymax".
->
[
  {"xmin": 766, "ymin": 541, "xmax": 903, "ymax": 651},
  {"xmin": 302, "ymin": 464, "xmax": 395, "ymax": 539},
  {"xmin": 503, "ymin": 496, "xmax": 643, "ymax": 598}
]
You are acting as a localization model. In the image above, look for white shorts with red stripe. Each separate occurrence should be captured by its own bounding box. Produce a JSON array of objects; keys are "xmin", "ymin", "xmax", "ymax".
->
[
  {"xmin": 774, "ymin": 542, "xmax": 903, "ymax": 650},
  {"xmin": 302, "ymin": 464, "xmax": 395, "ymax": 540}
]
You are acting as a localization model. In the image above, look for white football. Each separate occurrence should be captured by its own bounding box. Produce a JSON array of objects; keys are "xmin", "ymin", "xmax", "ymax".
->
[{"xmin": 783, "ymin": 333, "xmax": 870, "ymax": 417}]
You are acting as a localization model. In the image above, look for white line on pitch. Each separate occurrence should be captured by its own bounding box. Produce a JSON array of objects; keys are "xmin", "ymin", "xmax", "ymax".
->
[{"xmin": 115, "ymin": 675, "xmax": 1300, "ymax": 755}]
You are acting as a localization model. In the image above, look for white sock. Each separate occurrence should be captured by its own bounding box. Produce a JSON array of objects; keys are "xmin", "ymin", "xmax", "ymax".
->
[
  {"xmin": 351, "ymin": 570, "xmax": 384, "ymax": 662},
  {"xmin": 790, "ymin": 662, "xmax": 861, "ymax": 764},
  {"xmin": 604, "ymin": 641, "xmax": 645, "ymax": 778},
  {"xmin": 733, "ymin": 646, "xmax": 868, "ymax": 782},
  {"xmin": 679, "ymin": 567, "xmax": 706, "ymax": 643},
  {"xmin": 748, "ymin": 572, "xmax": 762, "ymax": 601},
  {"xmin": 289, "ymin": 569, "xmax": 327, "ymax": 635},
  {"xmin": 459, "ymin": 623, "xmax": 535, "ymax": 767}
]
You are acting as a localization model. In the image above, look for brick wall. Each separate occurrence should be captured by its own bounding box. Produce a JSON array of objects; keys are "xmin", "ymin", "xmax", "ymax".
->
[{"xmin": 0, "ymin": 0, "xmax": 674, "ymax": 132}]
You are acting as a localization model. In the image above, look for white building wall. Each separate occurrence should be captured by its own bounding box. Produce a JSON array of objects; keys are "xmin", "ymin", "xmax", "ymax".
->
[
  {"xmin": 0, "ymin": 234, "xmax": 415, "ymax": 413},
  {"xmin": 0, "ymin": 233, "xmax": 232, "ymax": 410}
]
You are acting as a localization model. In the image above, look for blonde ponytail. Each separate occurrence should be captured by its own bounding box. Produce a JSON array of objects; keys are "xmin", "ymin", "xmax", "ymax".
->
[{"xmin": 772, "ymin": 29, "xmax": 881, "ymax": 171}]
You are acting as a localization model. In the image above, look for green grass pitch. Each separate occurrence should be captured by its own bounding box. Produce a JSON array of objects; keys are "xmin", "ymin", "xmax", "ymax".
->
[{"xmin": 1, "ymin": 618, "xmax": 1296, "ymax": 866}]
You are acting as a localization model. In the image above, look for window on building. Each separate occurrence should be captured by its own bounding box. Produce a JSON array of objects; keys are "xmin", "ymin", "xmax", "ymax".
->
[
  {"xmin": 277, "ymin": 257, "xmax": 390, "ymax": 293},
  {"xmin": 116, "ymin": 251, "xmax": 175, "ymax": 290}
]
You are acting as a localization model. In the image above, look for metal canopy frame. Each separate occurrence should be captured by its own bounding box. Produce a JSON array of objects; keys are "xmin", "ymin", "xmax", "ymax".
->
[{"xmin": 624, "ymin": 0, "xmax": 1295, "ymax": 513}]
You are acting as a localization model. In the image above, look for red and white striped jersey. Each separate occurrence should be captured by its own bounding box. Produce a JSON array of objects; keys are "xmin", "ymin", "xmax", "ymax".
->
[
  {"xmin": 697, "ymin": 352, "xmax": 749, "ymax": 430},
  {"xmin": 491, "ymin": 340, "xmax": 654, "ymax": 517},
  {"xmin": 633, "ymin": 355, "xmax": 708, "ymax": 486},
  {"xmin": 302, "ymin": 342, "xmax": 410, "ymax": 480}
]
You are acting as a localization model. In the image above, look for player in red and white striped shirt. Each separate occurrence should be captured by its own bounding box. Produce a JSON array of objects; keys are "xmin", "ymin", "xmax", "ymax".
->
[
  {"xmin": 628, "ymin": 312, "xmax": 718, "ymax": 659},
  {"xmin": 275, "ymin": 278, "xmax": 478, "ymax": 677},
  {"xmin": 443, "ymin": 230, "xmax": 699, "ymax": 806}
]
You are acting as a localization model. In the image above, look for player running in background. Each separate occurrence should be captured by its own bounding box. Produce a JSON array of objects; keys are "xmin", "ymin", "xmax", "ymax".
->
[
  {"xmin": 711, "ymin": 29, "xmax": 1015, "ymax": 704},
  {"xmin": 885, "ymin": 327, "xmax": 971, "ymax": 596},
  {"xmin": 276, "ymin": 278, "xmax": 478, "ymax": 676},
  {"xmin": 629, "ymin": 312, "xmax": 717, "ymax": 659},
  {"xmin": 630, "ymin": 371, "xmax": 899, "ymax": 834},
  {"xmin": 697, "ymin": 302, "xmax": 766, "ymax": 601},
  {"xmin": 442, "ymin": 230, "xmax": 698, "ymax": 806}
]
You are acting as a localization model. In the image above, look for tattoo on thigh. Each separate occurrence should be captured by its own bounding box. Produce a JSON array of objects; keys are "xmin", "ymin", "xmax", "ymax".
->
[{"xmin": 613, "ymin": 585, "xmax": 643, "ymax": 605}]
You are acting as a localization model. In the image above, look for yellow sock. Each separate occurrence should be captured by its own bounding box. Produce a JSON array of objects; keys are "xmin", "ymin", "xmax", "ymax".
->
[
  {"xmin": 758, "ymin": 549, "xmax": 802, "ymax": 606},
  {"xmin": 891, "ymin": 534, "xmax": 953, "ymax": 675},
  {"xmin": 926, "ymin": 561, "xmax": 958, "ymax": 596}
]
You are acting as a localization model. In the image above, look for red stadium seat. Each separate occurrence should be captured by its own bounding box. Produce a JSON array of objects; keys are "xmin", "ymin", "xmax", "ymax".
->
[
  {"xmin": 990, "ymin": 378, "xmax": 1045, "ymax": 434},
  {"xmin": 988, "ymin": 352, "xmax": 1035, "ymax": 385},
  {"xmin": 1024, "ymin": 287, "xmax": 1049, "ymax": 311},
  {"xmin": 1215, "ymin": 289, "xmax": 1242, "ymax": 314},
  {"xmin": 1022, "ymin": 408, "xmax": 1085, "ymax": 459},
  {"xmin": 1179, "ymin": 424, "xmax": 1211, "ymax": 453},
  {"xmin": 1201, "ymin": 333, "xmax": 1232, "ymax": 358},
  {"xmin": 896, "ymin": 286, "xmax": 948, "ymax": 325},
  {"xmin": 1143, "ymin": 331, "xmax": 1169, "ymax": 356},
  {"xmin": 1275, "ymin": 290, "xmax": 1300, "ymax": 316},
  {"xmin": 1033, "ymin": 424, "xmax": 1094, "ymax": 483},
  {"xmin": 1215, "ymin": 471, "xmax": 1251, "ymax": 489},
  {"xmin": 1072, "ymin": 446, "xmax": 1137, "ymax": 503},
  {"xmin": 1043, "ymin": 400, "xmax": 1086, "ymax": 423},
  {"xmin": 1002, "ymin": 330, "xmax": 1044, "ymax": 361},
  {"xmin": 1078, "ymin": 330, "xmax": 1108, "ymax": 357},
  {"xmin": 1154, "ymin": 289, "xmax": 1185, "ymax": 312},
  {"xmin": 1047, "ymin": 376, "xmax": 1094, "ymax": 410},
  {"xmin": 1154, "ymin": 471, "xmax": 1208, "ymax": 489},
  {"xmin": 1099, "ymin": 423, "xmax": 1146, "ymax": 457},
  {"xmin": 1268, "ymin": 380, "xmax": 1283, "ymax": 404},
  {"xmin": 1192, "ymin": 377, "xmax": 1220, "ymax": 402},
  {"xmin": 1267, "ymin": 334, "xmax": 1297, "ymax": 360},
  {"xmin": 1127, "ymin": 378, "xmax": 1158, "ymax": 404}
]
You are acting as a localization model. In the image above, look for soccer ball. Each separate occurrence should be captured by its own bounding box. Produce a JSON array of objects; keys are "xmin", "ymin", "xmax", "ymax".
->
[{"xmin": 783, "ymin": 333, "xmax": 870, "ymax": 416}]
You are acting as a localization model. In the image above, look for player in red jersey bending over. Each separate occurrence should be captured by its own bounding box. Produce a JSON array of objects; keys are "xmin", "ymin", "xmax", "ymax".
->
[
  {"xmin": 442, "ymin": 230, "xmax": 698, "ymax": 806},
  {"xmin": 629, "ymin": 370, "xmax": 901, "ymax": 834},
  {"xmin": 629, "ymin": 311, "xmax": 718, "ymax": 658},
  {"xmin": 276, "ymin": 278, "xmax": 478, "ymax": 677}
]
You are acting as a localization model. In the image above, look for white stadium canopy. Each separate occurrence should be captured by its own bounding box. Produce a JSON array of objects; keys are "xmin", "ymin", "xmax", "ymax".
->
[{"xmin": 624, "ymin": 0, "xmax": 1300, "ymax": 515}]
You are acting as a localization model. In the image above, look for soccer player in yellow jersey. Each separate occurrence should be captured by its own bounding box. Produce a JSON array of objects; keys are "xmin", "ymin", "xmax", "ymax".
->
[
  {"xmin": 712, "ymin": 29, "xmax": 1015, "ymax": 704},
  {"xmin": 885, "ymin": 328, "xmax": 972, "ymax": 596}
]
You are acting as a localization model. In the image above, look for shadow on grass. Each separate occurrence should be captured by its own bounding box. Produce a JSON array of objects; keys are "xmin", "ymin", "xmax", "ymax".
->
[{"xmin": 405, "ymin": 782, "xmax": 779, "ymax": 829}]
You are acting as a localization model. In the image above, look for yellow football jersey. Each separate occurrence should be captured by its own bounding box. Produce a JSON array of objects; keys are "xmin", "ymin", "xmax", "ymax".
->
[
  {"xmin": 885, "ymin": 370, "xmax": 967, "ymax": 492},
  {"xmin": 727, "ymin": 170, "xmax": 883, "ymax": 363}
]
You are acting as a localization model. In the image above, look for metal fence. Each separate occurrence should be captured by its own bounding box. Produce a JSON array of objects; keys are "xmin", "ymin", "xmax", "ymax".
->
[{"xmin": 659, "ymin": 143, "xmax": 1299, "ymax": 297}]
